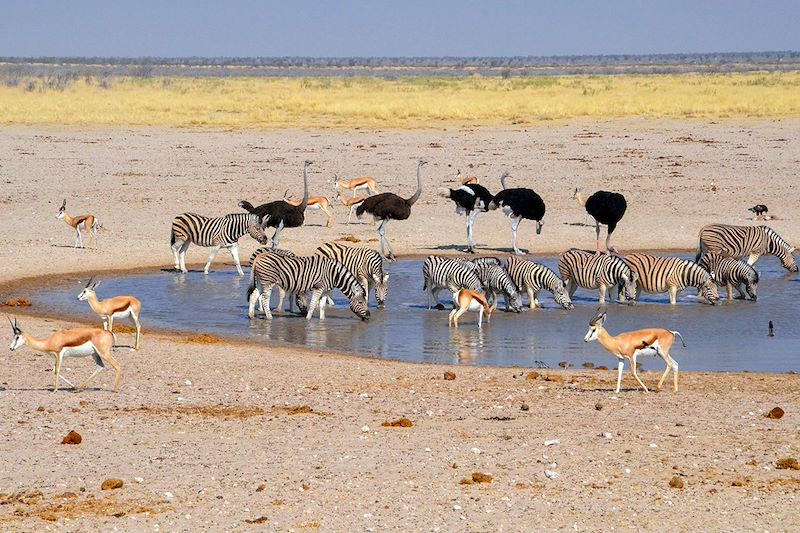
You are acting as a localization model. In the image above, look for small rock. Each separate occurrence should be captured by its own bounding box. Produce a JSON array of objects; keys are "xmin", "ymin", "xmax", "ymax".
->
[
  {"xmin": 526, "ymin": 371, "xmax": 540, "ymax": 381},
  {"xmin": 164, "ymin": 491, "xmax": 174, "ymax": 499},
  {"xmin": 61, "ymin": 430, "xmax": 82, "ymax": 445},
  {"xmin": 544, "ymin": 439, "xmax": 560, "ymax": 446},
  {"xmin": 101, "ymin": 479, "xmax": 124, "ymax": 490},
  {"xmin": 444, "ymin": 371, "xmax": 456, "ymax": 381},
  {"xmin": 596, "ymin": 366, "xmax": 609, "ymax": 371},
  {"xmin": 471, "ymin": 472, "xmax": 493, "ymax": 483},
  {"xmin": 602, "ymin": 432, "xmax": 613, "ymax": 440},
  {"xmin": 543, "ymin": 374, "xmax": 564, "ymax": 383},
  {"xmin": 133, "ymin": 477, "xmax": 144, "ymax": 483},
  {"xmin": 361, "ymin": 425, "xmax": 370, "ymax": 433},
  {"xmin": 776, "ymin": 458, "xmax": 800, "ymax": 470},
  {"xmin": 544, "ymin": 470, "xmax": 560, "ymax": 480},
  {"xmin": 36, "ymin": 406, "xmax": 45, "ymax": 412},
  {"xmin": 458, "ymin": 478, "xmax": 473, "ymax": 485},
  {"xmin": 520, "ymin": 403, "xmax": 530, "ymax": 411},
  {"xmin": 382, "ymin": 418, "xmax": 413, "ymax": 428},
  {"xmin": 582, "ymin": 362, "xmax": 595, "ymax": 369},
  {"xmin": 595, "ymin": 402, "xmax": 604, "ymax": 411},
  {"xmin": 256, "ymin": 483, "xmax": 266, "ymax": 492},
  {"xmin": 731, "ymin": 478, "xmax": 748, "ymax": 487},
  {"xmin": 765, "ymin": 407, "xmax": 784, "ymax": 419},
  {"xmin": 668, "ymin": 476, "xmax": 684, "ymax": 489},
  {"xmin": 558, "ymin": 361, "xmax": 571, "ymax": 369}
]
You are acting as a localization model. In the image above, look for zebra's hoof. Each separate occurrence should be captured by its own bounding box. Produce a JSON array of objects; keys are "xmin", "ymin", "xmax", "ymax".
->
[{"xmin": 434, "ymin": 304, "xmax": 446, "ymax": 311}]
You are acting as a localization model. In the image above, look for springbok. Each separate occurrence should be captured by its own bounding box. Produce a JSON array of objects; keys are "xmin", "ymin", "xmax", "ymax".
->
[
  {"xmin": 583, "ymin": 310, "xmax": 685, "ymax": 393},
  {"xmin": 283, "ymin": 189, "xmax": 333, "ymax": 227},
  {"xmin": 332, "ymin": 174, "xmax": 377, "ymax": 197},
  {"xmin": 456, "ymin": 169, "xmax": 479, "ymax": 185},
  {"xmin": 448, "ymin": 289, "xmax": 492, "ymax": 328},
  {"xmin": 56, "ymin": 199, "xmax": 100, "ymax": 248},
  {"xmin": 77, "ymin": 278, "xmax": 142, "ymax": 350},
  {"xmin": 8, "ymin": 317, "xmax": 121, "ymax": 392},
  {"xmin": 336, "ymin": 192, "xmax": 369, "ymax": 223}
]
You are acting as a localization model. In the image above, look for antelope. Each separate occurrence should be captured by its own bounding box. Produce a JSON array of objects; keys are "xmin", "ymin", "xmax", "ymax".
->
[
  {"xmin": 8, "ymin": 317, "xmax": 121, "ymax": 392},
  {"xmin": 448, "ymin": 289, "xmax": 492, "ymax": 328},
  {"xmin": 584, "ymin": 310, "xmax": 685, "ymax": 393},
  {"xmin": 77, "ymin": 277, "xmax": 142, "ymax": 350},
  {"xmin": 456, "ymin": 169, "xmax": 479, "ymax": 185},
  {"xmin": 56, "ymin": 199, "xmax": 100, "ymax": 248},
  {"xmin": 283, "ymin": 189, "xmax": 333, "ymax": 227},
  {"xmin": 336, "ymin": 191, "xmax": 369, "ymax": 223},
  {"xmin": 331, "ymin": 174, "xmax": 377, "ymax": 197}
]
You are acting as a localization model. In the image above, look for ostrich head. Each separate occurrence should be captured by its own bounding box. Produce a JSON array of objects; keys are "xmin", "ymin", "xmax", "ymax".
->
[{"xmin": 499, "ymin": 171, "xmax": 511, "ymax": 190}]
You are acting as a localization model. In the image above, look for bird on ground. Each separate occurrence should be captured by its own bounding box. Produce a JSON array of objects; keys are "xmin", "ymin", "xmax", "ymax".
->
[
  {"xmin": 439, "ymin": 183, "xmax": 496, "ymax": 253},
  {"xmin": 489, "ymin": 171, "xmax": 546, "ymax": 255},
  {"xmin": 239, "ymin": 160, "xmax": 311, "ymax": 248},
  {"xmin": 356, "ymin": 160, "xmax": 426, "ymax": 261},
  {"xmin": 573, "ymin": 188, "xmax": 627, "ymax": 255}
]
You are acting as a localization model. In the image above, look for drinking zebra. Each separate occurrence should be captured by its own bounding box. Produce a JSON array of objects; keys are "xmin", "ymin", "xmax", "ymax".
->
[
  {"xmin": 316, "ymin": 242, "xmax": 389, "ymax": 308},
  {"xmin": 467, "ymin": 262, "xmax": 523, "ymax": 312},
  {"xmin": 422, "ymin": 256, "xmax": 483, "ymax": 310},
  {"xmin": 170, "ymin": 212, "xmax": 268, "ymax": 275},
  {"xmin": 558, "ymin": 248, "xmax": 638, "ymax": 304},
  {"xmin": 624, "ymin": 253, "xmax": 720, "ymax": 305},
  {"xmin": 247, "ymin": 248, "xmax": 307, "ymax": 314},
  {"xmin": 247, "ymin": 254, "xmax": 370, "ymax": 321},
  {"xmin": 699, "ymin": 253, "xmax": 759, "ymax": 301},
  {"xmin": 696, "ymin": 224, "xmax": 797, "ymax": 272},
  {"xmin": 505, "ymin": 256, "xmax": 574, "ymax": 310}
]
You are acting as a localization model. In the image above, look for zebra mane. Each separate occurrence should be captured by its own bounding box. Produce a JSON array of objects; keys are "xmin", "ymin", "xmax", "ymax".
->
[
  {"xmin": 762, "ymin": 225, "xmax": 792, "ymax": 251},
  {"xmin": 327, "ymin": 258, "xmax": 364, "ymax": 298}
]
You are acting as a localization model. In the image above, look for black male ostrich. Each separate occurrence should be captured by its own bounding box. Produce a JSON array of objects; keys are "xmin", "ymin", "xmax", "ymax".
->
[
  {"xmin": 438, "ymin": 183, "xmax": 496, "ymax": 253},
  {"xmin": 356, "ymin": 160, "xmax": 426, "ymax": 261},
  {"xmin": 573, "ymin": 188, "xmax": 627, "ymax": 254},
  {"xmin": 239, "ymin": 160, "xmax": 310, "ymax": 248},
  {"xmin": 489, "ymin": 171, "xmax": 546, "ymax": 255}
]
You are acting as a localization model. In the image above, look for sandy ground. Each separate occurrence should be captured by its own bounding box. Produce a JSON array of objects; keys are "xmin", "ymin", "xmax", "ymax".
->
[{"xmin": 1, "ymin": 120, "xmax": 799, "ymax": 531}]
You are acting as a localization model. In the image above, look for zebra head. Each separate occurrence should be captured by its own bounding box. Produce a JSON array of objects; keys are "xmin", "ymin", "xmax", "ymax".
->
[
  {"xmin": 698, "ymin": 275, "xmax": 721, "ymax": 305},
  {"xmin": 745, "ymin": 269, "xmax": 760, "ymax": 301},
  {"xmin": 349, "ymin": 289, "xmax": 371, "ymax": 321},
  {"xmin": 372, "ymin": 273, "xmax": 389, "ymax": 308},
  {"xmin": 553, "ymin": 283, "xmax": 574, "ymax": 310},
  {"xmin": 777, "ymin": 246, "xmax": 798, "ymax": 273},
  {"xmin": 765, "ymin": 227, "xmax": 798, "ymax": 272},
  {"xmin": 507, "ymin": 290, "xmax": 523, "ymax": 312}
]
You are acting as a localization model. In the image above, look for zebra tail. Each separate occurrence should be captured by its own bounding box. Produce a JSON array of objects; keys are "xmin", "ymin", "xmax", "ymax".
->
[
  {"xmin": 246, "ymin": 271, "xmax": 256, "ymax": 303},
  {"xmin": 170, "ymin": 226, "xmax": 176, "ymax": 246},
  {"xmin": 694, "ymin": 237, "xmax": 704, "ymax": 263},
  {"xmin": 671, "ymin": 330, "xmax": 687, "ymax": 348}
]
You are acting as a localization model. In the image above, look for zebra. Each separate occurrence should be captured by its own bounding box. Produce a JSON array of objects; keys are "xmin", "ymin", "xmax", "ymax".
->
[
  {"xmin": 699, "ymin": 253, "xmax": 759, "ymax": 301},
  {"xmin": 558, "ymin": 248, "xmax": 638, "ymax": 304},
  {"xmin": 247, "ymin": 248, "xmax": 307, "ymax": 314},
  {"xmin": 316, "ymin": 242, "xmax": 389, "ymax": 308},
  {"xmin": 696, "ymin": 224, "xmax": 797, "ymax": 272},
  {"xmin": 505, "ymin": 255, "xmax": 574, "ymax": 310},
  {"xmin": 248, "ymin": 254, "xmax": 370, "ymax": 321},
  {"xmin": 624, "ymin": 253, "xmax": 720, "ymax": 305},
  {"xmin": 170, "ymin": 212, "xmax": 268, "ymax": 275},
  {"xmin": 467, "ymin": 262, "xmax": 523, "ymax": 312},
  {"xmin": 422, "ymin": 256, "xmax": 483, "ymax": 310}
]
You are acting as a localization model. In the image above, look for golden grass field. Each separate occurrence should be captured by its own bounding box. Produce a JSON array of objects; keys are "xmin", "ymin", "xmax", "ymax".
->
[{"xmin": 1, "ymin": 71, "xmax": 799, "ymax": 128}]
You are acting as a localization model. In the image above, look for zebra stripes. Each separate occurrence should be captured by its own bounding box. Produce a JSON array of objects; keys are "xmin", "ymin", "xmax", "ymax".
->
[
  {"xmin": 624, "ymin": 253, "xmax": 720, "ymax": 305},
  {"xmin": 469, "ymin": 263, "xmax": 523, "ymax": 312},
  {"xmin": 422, "ymin": 256, "xmax": 482, "ymax": 309},
  {"xmin": 696, "ymin": 224, "xmax": 797, "ymax": 272},
  {"xmin": 699, "ymin": 253, "xmax": 759, "ymax": 301},
  {"xmin": 558, "ymin": 248, "xmax": 638, "ymax": 304},
  {"xmin": 505, "ymin": 256, "xmax": 573, "ymax": 310},
  {"xmin": 248, "ymin": 254, "xmax": 369, "ymax": 321},
  {"xmin": 170, "ymin": 212, "xmax": 268, "ymax": 275},
  {"xmin": 316, "ymin": 242, "xmax": 389, "ymax": 307}
]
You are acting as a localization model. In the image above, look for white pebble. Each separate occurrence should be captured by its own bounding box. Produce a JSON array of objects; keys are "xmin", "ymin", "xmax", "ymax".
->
[
  {"xmin": 453, "ymin": 505, "xmax": 462, "ymax": 511},
  {"xmin": 545, "ymin": 470, "xmax": 560, "ymax": 480},
  {"xmin": 471, "ymin": 447, "xmax": 482, "ymax": 454},
  {"xmin": 624, "ymin": 468, "xmax": 631, "ymax": 474},
  {"xmin": 164, "ymin": 492, "xmax": 174, "ymax": 499},
  {"xmin": 544, "ymin": 439, "xmax": 560, "ymax": 446},
  {"xmin": 602, "ymin": 432, "xmax": 613, "ymax": 440},
  {"xmin": 359, "ymin": 392, "xmax": 369, "ymax": 398},
  {"xmin": 361, "ymin": 425, "xmax": 370, "ymax": 433},
  {"xmin": 649, "ymin": 443, "xmax": 658, "ymax": 448},
  {"xmin": 184, "ymin": 380, "xmax": 192, "ymax": 386},
  {"xmin": 134, "ymin": 477, "xmax": 144, "ymax": 483}
]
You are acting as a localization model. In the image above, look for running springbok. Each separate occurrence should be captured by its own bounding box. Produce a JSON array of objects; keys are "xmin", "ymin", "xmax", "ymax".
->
[
  {"xmin": 283, "ymin": 189, "xmax": 334, "ymax": 227},
  {"xmin": 336, "ymin": 191, "xmax": 369, "ymax": 223},
  {"xmin": 8, "ymin": 317, "xmax": 121, "ymax": 392},
  {"xmin": 77, "ymin": 277, "xmax": 142, "ymax": 350},
  {"xmin": 332, "ymin": 174, "xmax": 377, "ymax": 197},
  {"xmin": 456, "ymin": 169, "xmax": 479, "ymax": 185},
  {"xmin": 56, "ymin": 199, "xmax": 100, "ymax": 248},
  {"xmin": 583, "ymin": 310, "xmax": 685, "ymax": 393},
  {"xmin": 449, "ymin": 289, "xmax": 492, "ymax": 328}
]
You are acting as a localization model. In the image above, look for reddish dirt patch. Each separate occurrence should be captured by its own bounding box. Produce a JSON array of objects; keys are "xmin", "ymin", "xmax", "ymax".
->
[
  {"xmin": 272, "ymin": 405, "xmax": 329, "ymax": 416},
  {"xmin": 101, "ymin": 479, "xmax": 123, "ymax": 491},
  {"xmin": 0, "ymin": 492, "xmax": 170, "ymax": 523},
  {"xmin": 443, "ymin": 371, "xmax": 456, "ymax": 381},
  {"xmin": 2, "ymin": 297, "xmax": 31, "ymax": 307},
  {"xmin": 776, "ymin": 458, "xmax": 799, "ymax": 470},
  {"xmin": 104, "ymin": 405, "xmax": 265, "ymax": 420},
  {"xmin": 765, "ymin": 407, "xmax": 785, "ymax": 419},
  {"xmin": 244, "ymin": 516, "xmax": 269, "ymax": 524},
  {"xmin": 382, "ymin": 418, "xmax": 414, "ymax": 428},
  {"xmin": 336, "ymin": 235, "xmax": 361, "ymax": 243},
  {"xmin": 669, "ymin": 476, "xmax": 685, "ymax": 489},
  {"xmin": 471, "ymin": 472, "xmax": 493, "ymax": 483},
  {"xmin": 184, "ymin": 333, "xmax": 226, "ymax": 344}
]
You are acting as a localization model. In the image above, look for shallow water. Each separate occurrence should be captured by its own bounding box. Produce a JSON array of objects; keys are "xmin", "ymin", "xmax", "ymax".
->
[{"xmin": 31, "ymin": 255, "xmax": 799, "ymax": 372}]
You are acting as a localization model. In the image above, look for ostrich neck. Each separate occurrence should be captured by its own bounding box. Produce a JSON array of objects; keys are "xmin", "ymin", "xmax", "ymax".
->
[
  {"xmin": 500, "ymin": 174, "xmax": 508, "ymax": 190},
  {"xmin": 299, "ymin": 165, "xmax": 309, "ymax": 210},
  {"xmin": 575, "ymin": 192, "xmax": 587, "ymax": 207},
  {"xmin": 406, "ymin": 164, "xmax": 423, "ymax": 206}
]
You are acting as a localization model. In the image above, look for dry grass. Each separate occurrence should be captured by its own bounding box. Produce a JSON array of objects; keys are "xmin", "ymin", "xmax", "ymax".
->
[{"xmin": 1, "ymin": 73, "xmax": 798, "ymax": 129}]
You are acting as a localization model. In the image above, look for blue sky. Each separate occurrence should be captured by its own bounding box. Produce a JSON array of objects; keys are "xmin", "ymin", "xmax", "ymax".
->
[{"xmin": 1, "ymin": 0, "xmax": 798, "ymax": 57}]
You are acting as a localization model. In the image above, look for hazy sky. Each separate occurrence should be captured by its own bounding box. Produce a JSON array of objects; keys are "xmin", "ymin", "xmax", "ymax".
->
[{"xmin": 1, "ymin": 0, "xmax": 798, "ymax": 57}]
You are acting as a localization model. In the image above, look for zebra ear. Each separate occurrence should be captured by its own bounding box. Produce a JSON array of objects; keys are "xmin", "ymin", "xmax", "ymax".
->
[
  {"xmin": 790, "ymin": 247, "xmax": 796, "ymax": 254},
  {"xmin": 383, "ymin": 274, "xmax": 389, "ymax": 282}
]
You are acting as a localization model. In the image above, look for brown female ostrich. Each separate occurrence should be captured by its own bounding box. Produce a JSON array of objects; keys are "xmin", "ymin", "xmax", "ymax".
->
[
  {"xmin": 573, "ymin": 188, "xmax": 627, "ymax": 255},
  {"xmin": 239, "ymin": 160, "xmax": 310, "ymax": 248},
  {"xmin": 355, "ymin": 160, "xmax": 426, "ymax": 261}
]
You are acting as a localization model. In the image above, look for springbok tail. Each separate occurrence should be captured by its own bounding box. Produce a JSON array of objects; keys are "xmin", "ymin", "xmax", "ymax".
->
[{"xmin": 671, "ymin": 330, "xmax": 687, "ymax": 348}]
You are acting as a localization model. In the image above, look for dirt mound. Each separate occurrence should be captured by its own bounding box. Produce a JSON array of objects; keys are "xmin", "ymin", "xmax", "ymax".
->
[
  {"xmin": 104, "ymin": 405, "xmax": 264, "ymax": 420},
  {"xmin": 61, "ymin": 431, "xmax": 82, "ymax": 445},
  {"xmin": 2, "ymin": 297, "xmax": 31, "ymax": 307},
  {"xmin": 382, "ymin": 418, "xmax": 413, "ymax": 427}
]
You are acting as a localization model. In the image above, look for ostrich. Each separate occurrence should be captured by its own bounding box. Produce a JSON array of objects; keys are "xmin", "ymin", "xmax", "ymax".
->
[
  {"xmin": 438, "ymin": 183, "xmax": 496, "ymax": 253},
  {"xmin": 488, "ymin": 171, "xmax": 546, "ymax": 255},
  {"xmin": 573, "ymin": 188, "xmax": 627, "ymax": 254},
  {"xmin": 356, "ymin": 160, "xmax": 426, "ymax": 261},
  {"xmin": 239, "ymin": 160, "xmax": 310, "ymax": 248}
]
